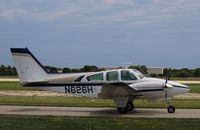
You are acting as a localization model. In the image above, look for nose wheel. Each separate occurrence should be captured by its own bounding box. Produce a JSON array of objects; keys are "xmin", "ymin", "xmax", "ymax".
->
[
  {"xmin": 166, "ymin": 97, "xmax": 175, "ymax": 113},
  {"xmin": 167, "ymin": 106, "xmax": 175, "ymax": 113}
]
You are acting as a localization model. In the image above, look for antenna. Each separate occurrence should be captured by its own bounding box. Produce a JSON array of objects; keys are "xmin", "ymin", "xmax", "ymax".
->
[{"xmin": 120, "ymin": 62, "xmax": 132, "ymax": 69}]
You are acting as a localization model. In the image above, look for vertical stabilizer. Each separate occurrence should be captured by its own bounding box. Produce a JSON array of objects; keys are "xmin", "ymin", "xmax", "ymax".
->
[{"xmin": 10, "ymin": 48, "xmax": 48, "ymax": 83}]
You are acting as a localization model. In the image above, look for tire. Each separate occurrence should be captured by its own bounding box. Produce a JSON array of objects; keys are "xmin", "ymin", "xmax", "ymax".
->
[
  {"xmin": 126, "ymin": 102, "xmax": 134, "ymax": 111},
  {"xmin": 167, "ymin": 106, "xmax": 175, "ymax": 113},
  {"xmin": 117, "ymin": 107, "xmax": 127, "ymax": 114}
]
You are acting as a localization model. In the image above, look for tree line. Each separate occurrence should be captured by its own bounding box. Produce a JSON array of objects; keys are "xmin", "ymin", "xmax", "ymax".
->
[
  {"xmin": 164, "ymin": 68, "xmax": 200, "ymax": 78},
  {"xmin": 0, "ymin": 65, "xmax": 17, "ymax": 76},
  {"xmin": 1, "ymin": 64, "xmax": 200, "ymax": 78},
  {"xmin": 44, "ymin": 65, "xmax": 99, "ymax": 73}
]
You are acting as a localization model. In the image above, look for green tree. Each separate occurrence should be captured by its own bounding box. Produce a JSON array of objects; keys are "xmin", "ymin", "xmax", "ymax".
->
[
  {"xmin": 0, "ymin": 65, "xmax": 6, "ymax": 76},
  {"xmin": 81, "ymin": 65, "xmax": 98, "ymax": 72},
  {"xmin": 71, "ymin": 69, "xmax": 80, "ymax": 73},
  {"xmin": 63, "ymin": 67, "xmax": 71, "ymax": 73},
  {"xmin": 50, "ymin": 67, "xmax": 58, "ymax": 73},
  {"xmin": 0, "ymin": 65, "xmax": 17, "ymax": 76},
  {"xmin": 176, "ymin": 68, "xmax": 193, "ymax": 77},
  {"xmin": 193, "ymin": 68, "xmax": 200, "ymax": 77},
  {"xmin": 44, "ymin": 66, "xmax": 58, "ymax": 73}
]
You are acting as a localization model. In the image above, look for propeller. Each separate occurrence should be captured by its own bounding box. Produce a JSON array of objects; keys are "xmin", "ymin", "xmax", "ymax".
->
[
  {"xmin": 164, "ymin": 69, "xmax": 173, "ymax": 89},
  {"xmin": 164, "ymin": 77, "xmax": 173, "ymax": 89},
  {"xmin": 163, "ymin": 77, "xmax": 173, "ymax": 102}
]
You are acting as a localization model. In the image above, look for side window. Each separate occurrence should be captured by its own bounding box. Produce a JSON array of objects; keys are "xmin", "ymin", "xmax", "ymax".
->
[
  {"xmin": 121, "ymin": 70, "xmax": 137, "ymax": 81},
  {"xmin": 87, "ymin": 73, "xmax": 103, "ymax": 81},
  {"xmin": 106, "ymin": 71, "xmax": 118, "ymax": 81}
]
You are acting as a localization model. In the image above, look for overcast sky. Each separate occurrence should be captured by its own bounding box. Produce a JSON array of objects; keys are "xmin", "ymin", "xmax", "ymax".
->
[{"xmin": 1, "ymin": 0, "xmax": 200, "ymax": 68}]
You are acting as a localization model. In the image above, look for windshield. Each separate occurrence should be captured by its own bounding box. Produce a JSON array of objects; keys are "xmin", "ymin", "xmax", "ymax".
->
[
  {"xmin": 121, "ymin": 70, "xmax": 137, "ymax": 81},
  {"xmin": 132, "ymin": 70, "xmax": 145, "ymax": 79}
]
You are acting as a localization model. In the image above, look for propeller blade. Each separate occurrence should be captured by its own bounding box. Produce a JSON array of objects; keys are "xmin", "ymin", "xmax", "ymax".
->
[{"xmin": 165, "ymin": 83, "xmax": 174, "ymax": 89}]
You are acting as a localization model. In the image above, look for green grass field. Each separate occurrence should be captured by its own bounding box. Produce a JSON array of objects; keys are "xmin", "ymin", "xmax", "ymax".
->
[
  {"xmin": 0, "ymin": 82, "xmax": 32, "ymax": 91},
  {"xmin": 0, "ymin": 115, "xmax": 199, "ymax": 130},
  {"xmin": 188, "ymin": 84, "xmax": 200, "ymax": 93},
  {"xmin": 0, "ymin": 96, "xmax": 199, "ymax": 108},
  {"xmin": 0, "ymin": 82, "xmax": 200, "ymax": 93}
]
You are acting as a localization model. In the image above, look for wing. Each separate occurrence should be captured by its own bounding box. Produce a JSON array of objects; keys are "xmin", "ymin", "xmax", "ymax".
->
[
  {"xmin": 98, "ymin": 81, "xmax": 164, "ymax": 99},
  {"xmin": 98, "ymin": 82, "xmax": 137, "ymax": 98}
]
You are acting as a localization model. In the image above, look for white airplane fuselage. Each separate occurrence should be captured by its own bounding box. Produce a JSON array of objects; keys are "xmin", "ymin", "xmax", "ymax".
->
[
  {"xmin": 27, "ymin": 71, "xmax": 189, "ymax": 100},
  {"xmin": 10, "ymin": 48, "xmax": 190, "ymax": 114}
]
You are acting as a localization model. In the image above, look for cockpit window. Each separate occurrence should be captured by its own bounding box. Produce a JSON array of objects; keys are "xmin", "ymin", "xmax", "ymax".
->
[
  {"xmin": 87, "ymin": 73, "xmax": 103, "ymax": 81},
  {"xmin": 106, "ymin": 71, "xmax": 118, "ymax": 81},
  {"xmin": 133, "ymin": 70, "xmax": 145, "ymax": 79},
  {"xmin": 121, "ymin": 70, "xmax": 137, "ymax": 81}
]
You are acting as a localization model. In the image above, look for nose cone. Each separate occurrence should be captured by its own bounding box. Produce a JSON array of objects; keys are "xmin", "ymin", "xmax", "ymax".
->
[
  {"xmin": 179, "ymin": 84, "xmax": 190, "ymax": 93},
  {"xmin": 168, "ymin": 81, "xmax": 190, "ymax": 95}
]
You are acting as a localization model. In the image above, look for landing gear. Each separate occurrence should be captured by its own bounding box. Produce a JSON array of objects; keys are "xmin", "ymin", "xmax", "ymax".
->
[
  {"xmin": 166, "ymin": 97, "xmax": 175, "ymax": 113},
  {"xmin": 117, "ymin": 101, "xmax": 134, "ymax": 114},
  {"xmin": 126, "ymin": 101, "xmax": 134, "ymax": 111},
  {"xmin": 167, "ymin": 106, "xmax": 175, "ymax": 113}
]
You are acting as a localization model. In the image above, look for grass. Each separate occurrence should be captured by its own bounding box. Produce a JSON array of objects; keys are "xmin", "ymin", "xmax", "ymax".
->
[
  {"xmin": 1, "ymin": 82, "xmax": 200, "ymax": 93},
  {"xmin": 0, "ymin": 115, "xmax": 199, "ymax": 130},
  {"xmin": 0, "ymin": 96, "xmax": 115, "ymax": 107},
  {"xmin": 188, "ymin": 84, "xmax": 200, "ymax": 93},
  {"xmin": 0, "ymin": 82, "xmax": 33, "ymax": 91},
  {"xmin": 0, "ymin": 96, "xmax": 199, "ymax": 108}
]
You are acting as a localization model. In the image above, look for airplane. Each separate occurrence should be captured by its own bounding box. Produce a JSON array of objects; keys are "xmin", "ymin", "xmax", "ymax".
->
[{"xmin": 10, "ymin": 48, "xmax": 190, "ymax": 114}]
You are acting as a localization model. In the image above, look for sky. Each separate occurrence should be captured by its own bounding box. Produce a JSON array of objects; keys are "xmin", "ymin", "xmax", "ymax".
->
[{"xmin": 1, "ymin": 0, "xmax": 200, "ymax": 68}]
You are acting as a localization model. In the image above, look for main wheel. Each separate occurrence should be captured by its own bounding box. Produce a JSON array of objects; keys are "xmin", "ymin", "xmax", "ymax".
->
[
  {"xmin": 117, "ymin": 107, "xmax": 127, "ymax": 114},
  {"xmin": 167, "ymin": 106, "xmax": 175, "ymax": 113},
  {"xmin": 126, "ymin": 102, "xmax": 134, "ymax": 111}
]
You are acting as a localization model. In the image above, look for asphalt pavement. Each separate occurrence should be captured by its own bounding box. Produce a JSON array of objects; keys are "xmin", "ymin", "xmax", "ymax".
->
[{"xmin": 0, "ymin": 105, "xmax": 199, "ymax": 118}]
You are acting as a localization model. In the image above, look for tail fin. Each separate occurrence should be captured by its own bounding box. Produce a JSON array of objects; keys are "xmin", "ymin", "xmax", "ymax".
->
[{"xmin": 10, "ymin": 48, "xmax": 48, "ymax": 84}]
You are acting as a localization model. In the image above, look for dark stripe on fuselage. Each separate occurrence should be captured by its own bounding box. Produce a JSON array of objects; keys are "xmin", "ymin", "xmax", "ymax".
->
[
  {"xmin": 173, "ymin": 86, "xmax": 189, "ymax": 89},
  {"xmin": 74, "ymin": 75, "xmax": 85, "ymax": 82},
  {"xmin": 137, "ymin": 89, "xmax": 163, "ymax": 93},
  {"xmin": 24, "ymin": 82, "xmax": 103, "ymax": 87},
  {"xmin": 23, "ymin": 82, "xmax": 131, "ymax": 87}
]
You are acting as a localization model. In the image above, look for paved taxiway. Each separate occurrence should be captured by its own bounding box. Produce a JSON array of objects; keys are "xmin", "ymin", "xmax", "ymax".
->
[{"xmin": 0, "ymin": 105, "xmax": 199, "ymax": 118}]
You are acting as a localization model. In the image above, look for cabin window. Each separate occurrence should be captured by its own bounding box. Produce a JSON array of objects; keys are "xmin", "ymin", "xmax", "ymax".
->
[
  {"xmin": 87, "ymin": 73, "xmax": 103, "ymax": 81},
  {"xmin": 121, "ymin": 70, "xmax": 137, "ymax": 81},
  {"xmin": 106, "ymin": 71, "xmax": 118, "ymax": 81}
]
